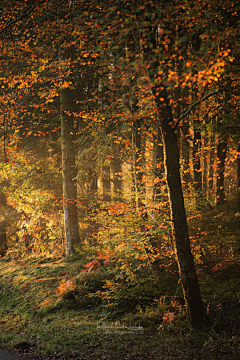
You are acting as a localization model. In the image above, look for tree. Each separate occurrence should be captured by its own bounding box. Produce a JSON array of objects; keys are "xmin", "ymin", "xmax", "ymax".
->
[
  {"xmin": 60, "ymin": 86, "xmax": 81, "ymax": 256},
  {"xmin": 0, "ymin": 190, "xmax": 7, "ymax": 256},
  {"xmin": 142, "ymin": 34, "xmax": 205, "ymax": 328},
  {"xmin": 237, "ymin": 141, "xmax": 240, "ymax": 212}
]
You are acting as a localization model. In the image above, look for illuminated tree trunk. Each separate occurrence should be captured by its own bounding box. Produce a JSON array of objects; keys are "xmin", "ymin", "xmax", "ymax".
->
[
  {"xmin": 181, "ymin": 120, "xmax": 192, "ymax": 187},
  {"xmin": 132, "ymin": 118, "xmax": 145, "ymax": 210},
  {"xmin": 143, "ymin": 29, "xmax": 205, "ymax": 329},
  {"xmin": 202, "ymin": 128, "xmax": 208, "ymax": 198},
  {"xmin": 0, "ymin": 191, "xmax": 7, "ymax": 257},
  {"xmin": 102, "ymin": 165, "xmax": 111, "ymax": 201},
  {"xmin": 112, "ymin": 157, "xmax": 122, "ymax": 202},
  {"xmin": 193, "ymin": 119, "xmax": 202, "ymax": 199},
  {"xmin": 216, "ymin": 134, "xmax": 228, "ymax": 205},
  {"xmin": 153, "ymin": 126, "xmax": 164, "ymax": 203},
  {"xmin": 192, "ymin": 87, "xmax": 202, "ymax": 208},
  {"xmin": 192, "ymin": 35, "xmax": 202, "ymax": 208},
  {"xmin": 60, "ymin": 88, "xmax": 80, "ymax": 257},
  {"xmin": 208, "ymin": 131, "xmax": 215, "ymax": 196}
]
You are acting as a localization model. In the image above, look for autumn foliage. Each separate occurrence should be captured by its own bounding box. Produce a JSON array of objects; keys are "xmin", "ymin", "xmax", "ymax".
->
[{"xmin": 0, "ymin": 0, "xmax": 239, "ymax": 329}]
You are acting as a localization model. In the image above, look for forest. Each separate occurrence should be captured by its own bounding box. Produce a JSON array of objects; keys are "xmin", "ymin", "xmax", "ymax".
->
[{"xmin": 0, "ymin": 1, "xmax": 240, "ymax": 359}]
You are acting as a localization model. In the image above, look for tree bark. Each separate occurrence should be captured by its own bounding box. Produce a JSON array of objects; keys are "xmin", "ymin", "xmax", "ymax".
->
[
  {"xmin": 132, "ymin": 118, "xmax": 145, "ymax": 211},
  {"xmin": 102, "ymin": 165, "xmax": 111, "ymax": 201},
  {"xmin": 216, "ymin": 134, "xmax": 228, "ymax": 205},
  {"xmin": 60, "ymin": 88, "xmax": 80, "ymax": 257},
  {"xmin": 208, "ymin": 131, "xmax": 215, "ymax": 196},
  {"xmin": 0, "ymin": 191, "xmax": 7, "ymax": 257},
  {"xmin": 153, "ymin": 125, "xmax": 164, "ymax": 203},
  {"xmin": 237, "ymin": 141, "xmax": 240, "ymax": 212},
  {"xmin": 157, "ymin": 96, "xmax": 205, "ymax": 328},
  {"xmin": 112, "ymin": 157, "xmax": 122, "ymax": 202},
  {"xmin": 202, "ymin": 129, "xmax": 208, "ymax": 198},
  {"xmin": 143, "ymin": 26, "xmax": 205, "ymax": 328}
]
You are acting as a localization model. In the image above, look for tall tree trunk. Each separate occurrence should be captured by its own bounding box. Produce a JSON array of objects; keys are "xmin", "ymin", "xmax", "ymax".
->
[
  {"xmin": 159, "ymin": 102, "xmax": 205, "ymax": 328},
  {"xmin": 192, "ymin": 35, "xmax": 202, "ymax": 208},
  {"xmin": 192, "ymin": 94, "xmax": 202, "ymax": 208},
  {"xmin": 202, "ymin": 130, "xmax": 208, "ymax": 198},
  {"xmin": 208, "ymin": 131, "xmax": 215, "ymax": 197},
  {"xmin": 153, "ymin": 125, "xmax": 164, "ymax": 203},
  {"xmin": 88, "ymin": 168, "xmax": 98, "ymax": 198},
  {"xmin": 216, "ymin": 80, "xmax": 231, "ymax": 205},
  {"xmin": 0, "ymin": 191, "xmax": 7, "ymax": 257},
  {"xmin": 112, "ymin": 157, "xmax": 122, "ymax": 202},
  {"xmin": 143, "ymin": 28, "xmax": 205, "ymax": 328},
  {"xmin": 181, "ymin": 119, "xmax": 192, "ymax": 188},
  {"xmin": 216, "ymin": 134, "xmax": 228, "ymax": 205},
  {"xmin": 60, "ymin": 88, "xmax": 80, "ymax": 257},
  {"xmin": 132, "ymin": 118, "xmax": 145, "ymax": 211},
  {"xmin": 237, "ymin": 141, "xmax": 240, "ymax": 212},
  {"xmin": 102, "ymin": 165, "xmax": 111, "ymax": 201}
]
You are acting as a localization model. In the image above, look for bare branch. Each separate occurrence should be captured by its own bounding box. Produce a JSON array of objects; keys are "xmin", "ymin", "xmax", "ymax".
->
[
  {"xmin": 174, "ymin": 90, "xmax": 220, "ymax": 129},
  {"xmin": 0, "ymin": 0, "xmax": 46, "ymax": 35}
]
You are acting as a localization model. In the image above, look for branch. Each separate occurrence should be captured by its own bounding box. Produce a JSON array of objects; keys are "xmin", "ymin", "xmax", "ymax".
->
[
  {"xmin": 0, "ymin": 0, "xmax": 46, "ymax": 34},
  {"xmin": 174, "ymin": 90, "xmax": 220, "ymax": 129},
  {"xmin": 222, "ymin": 87, "xmax": 240, "ymax": 96}
]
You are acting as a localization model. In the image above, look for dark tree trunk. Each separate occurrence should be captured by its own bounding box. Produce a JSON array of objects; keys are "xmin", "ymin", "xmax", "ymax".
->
[
  {"xmin": 191, "ymin": 35, "xmax": 202, "ymax": 208},
  {"xmin": 202, "ymin": 131, "xmax": 208, "ymax": 198},
  {"xmin": 0, "ymin": 191, "xmax": 7, "ymax": 257},
  {"xmin": 208, "ymin": 132, "xmax": 215, "ymax": 196},
  {"xmin": 181, "ymin": 120, "xmax": 192, "ymax": 187},
  {"xmin": 143, "ymin": 26, "xmax": 205, "ymax": 329},
  {"xmin": 153, "ymin": 125, "xmax": 164, "ymax": 203},
  {"xmin": 88, "ymin": 168, "xmax": 98, "ymax": 196},
  {"xmin": 158, "ymin": 98, "xmax": 205, "ymax": 328},
  {"xmin": 237, "ymin": 142, "xmax": 240, "ymax": 212},
  {"xmin": 192, "ymin": 96, "xmax": 202, "ymax": 208},
  {"xmin": 60, "ymin": 88, "xmax": 80, "ymax": 256},
  {"xmin": 216, "ymin": 134, "xmax": 228, "ymax": 205},
  {"xmin": 132, "ymin": 118, "xmax": 145, "ymax": 211},
  {"xmin": 193, "ymin": 124, "xmax": 202, "ymax": 194}
]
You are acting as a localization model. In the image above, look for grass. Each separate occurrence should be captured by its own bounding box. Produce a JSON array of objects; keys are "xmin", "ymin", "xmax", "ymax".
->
[{"xmin": 0, "ymin": 200, "xmax": 240, "ymax": 359}]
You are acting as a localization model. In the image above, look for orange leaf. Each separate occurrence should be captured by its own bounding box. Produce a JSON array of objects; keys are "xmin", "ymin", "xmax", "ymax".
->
[
  {"xmin": 162, "ymin": 312, "xmax": 175, "ymax": 323},
  {"xmin": 20, "ymin": 283, "xmax": 30, "ymax": 290}
]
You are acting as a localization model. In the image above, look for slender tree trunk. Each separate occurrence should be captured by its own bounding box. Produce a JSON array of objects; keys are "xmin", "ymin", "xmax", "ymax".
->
[
  {"xmin": 153, "ymin": 125, "xmax": 164, "ymax": 203},
  {"xmin": 159, "ymin": 103, "xmax": 205, "ymax": 328},
  {"xmin": 192, "ymin": 96, "xmax": 202, "ymax": 208},
  {"xmin": 132, "ymin": 118, "xmax": 145, "ymax": 211},
  {"xmin": 191, "ymin": 35, "xmax": 202, "ymax": 208},
  {"xmin": 112, "ymin": 157, "xmax": 122, "ymax": 202},
  {"xmin": 208, "ymin": 132, "xmax": 215, "ymax": 197},
  {"xmin": 60, "ymin": 88, "xmax": 80, "ymax": 257},
  {"xmin": 202, "ymin": 131, "xmax": 208, "ymax": 198},
  {"xmin": 102, "ymin": 165, "xmax": 111, "ymax": 201},
  {"xmin": 131, "ymin": 162, "xmax": 136, "ymax": 211},
  {"xmin": 237, "ymin": 141, "xmax": 240, "ymax": 212},
  {"xmin": 216, "ymin": 134, "xmax": 228, "ymax": 205},
  {"xmin": 143, "ymin": 27, "xmax": 205, "ymax": 328},
  {"xmin": 88, "ymin": 168, "xmax": 98, "ymax": 197},
  {"xmin": 181, "ymin": 120, "xmax": 192, "ymax": 187},
  {"xmin": 0, "ymin": 191, "xmax": 7, "ymax": 257}
]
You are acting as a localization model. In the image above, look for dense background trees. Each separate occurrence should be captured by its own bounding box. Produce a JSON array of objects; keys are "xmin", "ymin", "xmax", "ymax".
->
[{"xmin": 0, "ymin": 0, "xmax": 239, "ymax": 328}]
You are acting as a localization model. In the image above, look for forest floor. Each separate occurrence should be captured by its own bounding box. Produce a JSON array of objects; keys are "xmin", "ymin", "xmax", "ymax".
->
[{"xmin": 0, "ymin": 201, "xmax": 240, "ymax": 360}]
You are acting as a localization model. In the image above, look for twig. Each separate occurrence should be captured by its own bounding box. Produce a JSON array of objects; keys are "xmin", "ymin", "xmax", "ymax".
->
[
  {"xmin": 0, "ymin": 0, "xmax": 46, "ymax": 34},
  {"xmin": 174, "ymin": 90, "xmax": 220, "ymax": 129}
]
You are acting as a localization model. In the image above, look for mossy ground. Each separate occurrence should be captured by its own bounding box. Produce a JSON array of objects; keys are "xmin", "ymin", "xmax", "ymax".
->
[{"xmin": 0, "ymin": 201, "xmax": 240, "ymax": 359}]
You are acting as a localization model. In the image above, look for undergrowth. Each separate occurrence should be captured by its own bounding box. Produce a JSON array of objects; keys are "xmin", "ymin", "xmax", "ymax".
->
[{"xmin": 0, "ymin": 200, "xmax": 239, "ymax": 359}]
